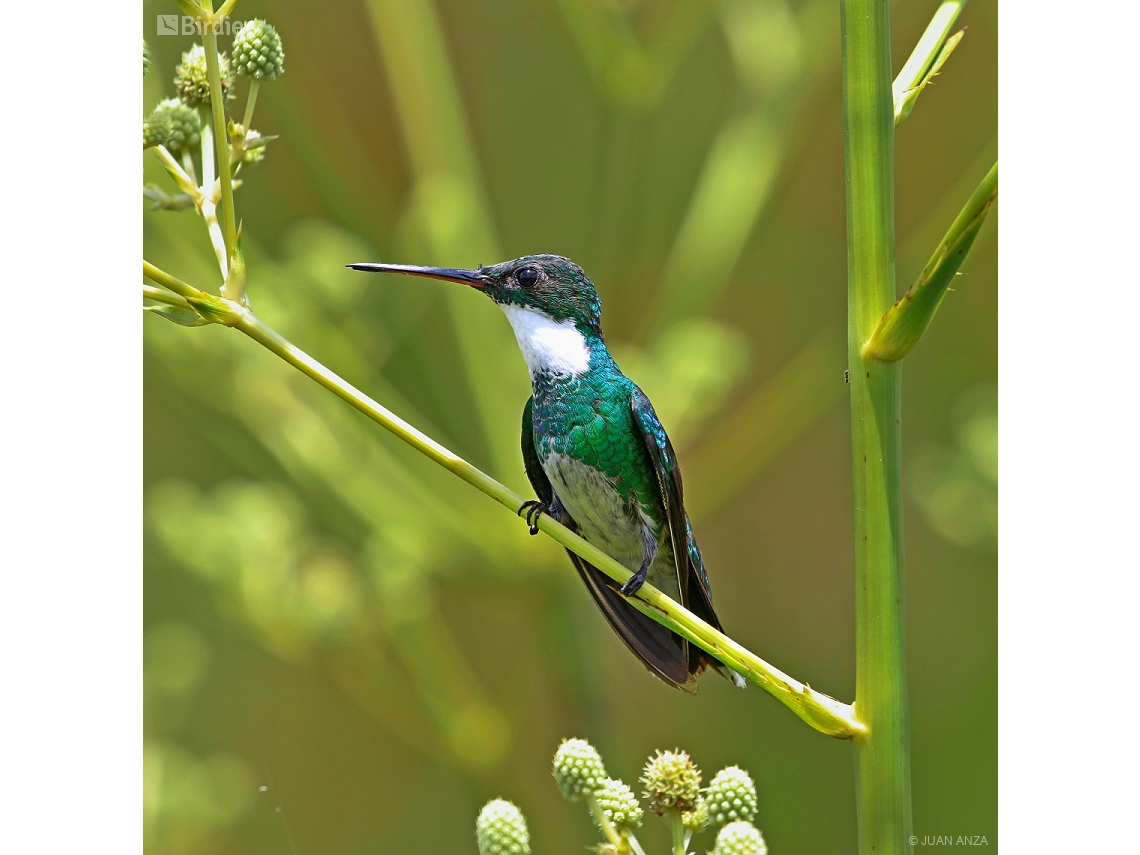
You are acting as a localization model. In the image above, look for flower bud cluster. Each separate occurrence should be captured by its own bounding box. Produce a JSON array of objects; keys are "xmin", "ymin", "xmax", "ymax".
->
[
  {"xmin": 641, "ymin": 749, "xmax": 702, "ymax": 814},
  {"xmin": 713, "ymin": 820, "xmax": 768, "ymax": 855},
  {"xmin": 593, "ymin": 778, "xmax": 644, "ymax": 831},
  {"xmin": 175, "ymin": 44, "xmax": 234, "ymax": 107},
  {"xmin": 143, "ymin": 24, "xmax": 286, "ymax": 173},
  {"xmin": 476, "ymin": 800, "xmax": 530, "ymax": 855},
  {"xmin": 682, "ymin": 796, "xmax": 709, "ymax": 832},
  {"xmin": 143, "ymin": 109, "xmax": 172, "ymax": 149},
  {"xmin": 151, "ymin": 99, "xmax": 201, "ymax": 155},
  {"xmin": 705, "ymin": 766, "xmax": 758, "ymax": 825},
  {"xmin": 552, "ymin": 738, "xmax": 608, "ymax": 802},
  {"xmin": 233, "ymin": 20, "xmax": 285, "ymax": 80},
  {"xmin": 477, "ymin": 740, "xmax": 769, "ymax": 855}
]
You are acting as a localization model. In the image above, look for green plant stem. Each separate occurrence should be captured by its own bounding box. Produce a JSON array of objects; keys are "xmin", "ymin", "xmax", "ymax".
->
[
  {"xmin": 865, "ymin": 162, "xmax": 997, "ymax": 361},
  {"xmin": 143, "ymin": 261, "xmax": 209, "ymax": 300},
  {"xmin": 140, "ymin": 259, "xmax": 865, "ymax": 740},
  {"xmin": 180, "ymin": 150, "xmax": 198, "ymax": 185},
  {"xmin": 242, "ymin": 79, "xmax": 260, "ymax": 130},
  {"xmin": 151, "ymin": 146, "xmax": 200, "ymax": 200},
  {"xmin": 190, "ymin": 112, "xmax": 228, "ymax": 278},
  {"xmin": 841, "ymin": 0, "xmax": 913, "ymax": 852},
  {"xmin": 670, "ymin": 813, "xmax": 685, "ymax": 855},
  {"xmin": 199, "ymin": 109, "xmax": 215, "ymax": 196},
  {"xmin": 143, "ymin": 284, "xmax": 192, "ymax": 309},
  {"xmin": 586, "ymin": 793, "xmax": 622, "ymax": 849},
  {"xmin": 202, "ymin": 30, "xmax": 237, "ymax": 265},
  {"xmin": 200, "ymin": 201, "xmax": 229, "ymax": 279},
  {"xmin": 892, "ymin": 0, "xmax": 967, "ymax": 124},
  {"xmin": 627, "ymin": 831, "xmax": 648, "ymax": 855}
]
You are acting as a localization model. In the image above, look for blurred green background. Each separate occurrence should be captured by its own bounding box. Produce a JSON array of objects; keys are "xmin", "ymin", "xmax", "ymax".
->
[{"xmin": 142, "ymin": 0, "xmax": 996, "ymax": 852}]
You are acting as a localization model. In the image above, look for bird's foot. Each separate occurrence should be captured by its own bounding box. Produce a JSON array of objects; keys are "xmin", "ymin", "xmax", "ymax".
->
[
  {"xmin": 621, "ymin": 542, "xmax": 655, "ymax": 597},
  {"xmin": 518, "ymin": 500, "xmax": 549, "ymax": 535},
  {"xmin": 620, "ymin": 568, "xmax": 648, "ymax": 597}
]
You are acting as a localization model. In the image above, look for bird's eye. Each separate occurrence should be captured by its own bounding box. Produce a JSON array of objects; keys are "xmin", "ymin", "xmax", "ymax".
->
[{"xmin": 516, "ymin": 266, "xmax": 540, "ymax": 288}]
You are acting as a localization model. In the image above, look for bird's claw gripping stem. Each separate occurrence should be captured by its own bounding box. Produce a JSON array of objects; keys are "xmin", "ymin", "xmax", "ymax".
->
[
  {"xmin": 518, "ymin": 500, "xmax": 548, "ymax": 535},
  {"xmin": 620, "ymin": 563, "xmax": 649, "ymax": 597},
  {"xmin": 619, "ymin": 573, "xmax": 646, "ymax": 597}
]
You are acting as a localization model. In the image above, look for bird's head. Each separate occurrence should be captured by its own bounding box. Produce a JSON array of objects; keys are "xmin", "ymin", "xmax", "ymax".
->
[{"xmin": 348, "ymin": 254, "xmax": 603, "ymax": 336}]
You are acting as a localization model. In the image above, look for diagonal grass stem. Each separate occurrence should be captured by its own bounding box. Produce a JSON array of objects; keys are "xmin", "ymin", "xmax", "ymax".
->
[{"xmin": 141, "ymin": 259, "xmax": 864, "ymax": 739}]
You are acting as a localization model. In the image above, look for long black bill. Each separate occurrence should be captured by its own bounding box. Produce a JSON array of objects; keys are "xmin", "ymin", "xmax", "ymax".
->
[{"xmin": 346, "ymin": 262, "xmax": 487, "ymax": 287}]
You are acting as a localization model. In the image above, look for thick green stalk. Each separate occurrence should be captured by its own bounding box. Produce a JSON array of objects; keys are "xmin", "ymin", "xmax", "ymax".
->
[
  {"xmin": 141, "ymin": 260, "xmax": 865, "ymax": 739},
  {"xmin": 840, "ymin": 0, "xmax": 912, "ymax": 853}
]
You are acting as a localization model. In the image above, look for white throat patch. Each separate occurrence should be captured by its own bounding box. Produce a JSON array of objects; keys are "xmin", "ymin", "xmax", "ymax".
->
[{"xmin": 500, "ymin": 305, "xmax": 591, "ymax": 378}]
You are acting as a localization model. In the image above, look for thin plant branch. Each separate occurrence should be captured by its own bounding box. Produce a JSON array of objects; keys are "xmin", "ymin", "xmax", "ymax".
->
[
  {"xmin": 202, "ymin": 30, "xmax": 238, "ymax": 268},
  {"xmin": 141, "ymin": 259, "xmax": 865, "ymax": 740},
  {"xmin": 586, "ymin": 793, "xmax": 623, "ymax": 850},
  {"xmin": 143, "ymin": 284, "xmax": 193, "ymax": 309},
  {"xmin": 242, "ymin": 79, "xmax": 260, "ymax": 130},
  {"xmin": 199, "ymin": 108, "xmax": 215, "ymax": 198},
  {"xmin": 151, "ymin": 145, "xmax": 200, "ymax": 200},
  {"xmin": 180, "ymin": 150, "xmax": 198, "ymax": 184}
]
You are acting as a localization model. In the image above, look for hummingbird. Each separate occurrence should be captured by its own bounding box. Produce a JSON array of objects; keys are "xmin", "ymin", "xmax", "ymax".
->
[{"xmin": 349, "ymin": 255, "xmax": 742, "ymax": 692}]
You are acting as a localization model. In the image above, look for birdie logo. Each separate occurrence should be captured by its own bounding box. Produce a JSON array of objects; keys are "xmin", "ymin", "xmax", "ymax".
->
[{"xmin": 156, "ymin": 15, "xmax": 245, "ymax": 35}]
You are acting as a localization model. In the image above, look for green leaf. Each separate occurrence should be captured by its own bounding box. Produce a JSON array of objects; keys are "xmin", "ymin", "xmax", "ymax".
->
[
  {"xmin": 864, "ymin": 162, "xmax": 997, "ymax": 361},
  {"xmin": 891, "ymin": 0, "xmax": 969, "ymax": 126},
  {"xmin": 145, "ymin": 304, "xmax": 210, "ymax": 327},
  {"xmin": 895, "ymin": 29, "xmax": 965, "ymax": 125},
  {"xmin": 221, "ymin": 240, "xmax": 248, "ymax": 306}
]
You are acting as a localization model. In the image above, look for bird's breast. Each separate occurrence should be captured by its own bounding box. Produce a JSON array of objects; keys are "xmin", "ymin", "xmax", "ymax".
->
[{"xmin": 542, "ymin": 452, "xmax": 647, "ymax": 568}]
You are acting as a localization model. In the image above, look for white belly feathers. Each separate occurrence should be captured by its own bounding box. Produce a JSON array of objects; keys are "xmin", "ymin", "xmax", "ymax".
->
[{"xmin": 542, "ymin": 453, "xmax": 680, "ymax": 599}]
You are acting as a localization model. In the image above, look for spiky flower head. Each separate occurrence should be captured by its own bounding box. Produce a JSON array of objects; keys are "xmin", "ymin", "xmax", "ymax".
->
[
  {"xmin": 151, "ymin": 99, "xmax": 201, "ymax": 155},
  {"xmin": 712, "ymin": 821, "xmax": 767, "ymax": 855},
  {"xmin": 476, "ymin": 799, "xmax": 530, "ymax": 855},
  {"xmin": 705, "ymin": 766, "xmax": 758, "ymax": 826},
  {"xmin": 641, "ymin": 749, "xmax": 702, "ymax": 815},
  {"xmin": 143, "ymin": 109, "xmax": 172, "ymax": 149},
  {"xmin": 683, "ymin": 796, "xmax": 710, "ymax": 832},
  {"xmin": 175, "ymin": 44, "xmax": 234, "ymax": 107},
  {"xmin": 593, "ymin": 778, "xmax": 644, "ymax": 831},
  {"xmin": 552, "ymin": 738, "xmax": 608, "ymax": 802},
  {"xmin": 232, "ymin": 19, "xmax": 285, "ymax": 80},
  {"xmin": 143, "ymin": 40, "xmax": 150, "ymax": 76}
]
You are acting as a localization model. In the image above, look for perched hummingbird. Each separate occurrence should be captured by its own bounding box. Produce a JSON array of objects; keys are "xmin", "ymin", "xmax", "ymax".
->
[{"xmin": 349, "ymin": 255, "xmax": 742, "ymax": 692}]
